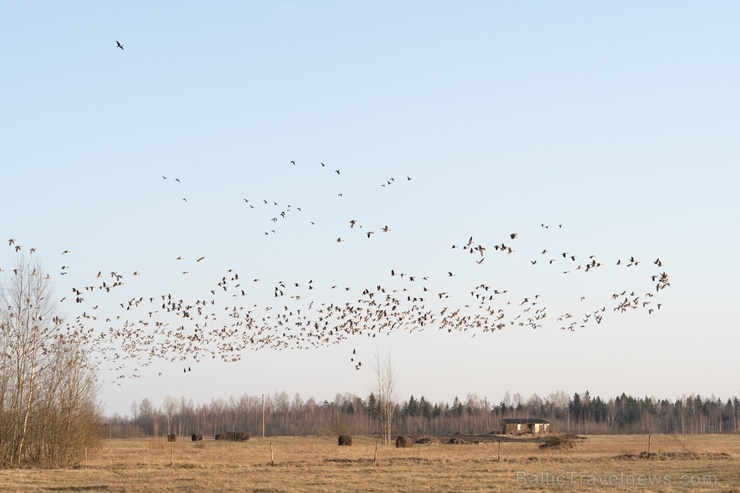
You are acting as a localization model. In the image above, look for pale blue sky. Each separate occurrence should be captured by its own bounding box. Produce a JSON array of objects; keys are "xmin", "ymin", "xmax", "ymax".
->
[{"xmin": 1, "ymin": 2, "xmax": 738, "ymax": 417}]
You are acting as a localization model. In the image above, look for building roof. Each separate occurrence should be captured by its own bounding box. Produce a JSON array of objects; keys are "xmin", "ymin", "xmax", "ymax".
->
[{"xmin": 501, "ymin": 418, "xmax": 550, "ymax": 424}]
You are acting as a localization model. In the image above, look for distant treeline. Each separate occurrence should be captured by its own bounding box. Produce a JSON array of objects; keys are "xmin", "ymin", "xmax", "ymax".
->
[{"xmin": 104, "ymin": 391, "xmax": 740, "ymax": 439}]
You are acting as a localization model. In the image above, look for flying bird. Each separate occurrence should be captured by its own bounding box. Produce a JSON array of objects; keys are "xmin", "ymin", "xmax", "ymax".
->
[
  {"xmin": 116, "ymin": 41, "xmax": 124, "ymax": 50},
  {"xmin": 7, "ymin": 157, "xmax": 669, "ymax": 381}
]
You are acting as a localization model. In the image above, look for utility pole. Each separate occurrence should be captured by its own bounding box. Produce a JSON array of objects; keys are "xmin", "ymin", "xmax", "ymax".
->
[{"xmin": 485, "ymin": 397, "xmax": 490, "ymax": 433}]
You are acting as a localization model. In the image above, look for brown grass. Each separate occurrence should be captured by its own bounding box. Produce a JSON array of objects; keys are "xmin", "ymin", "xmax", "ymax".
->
[{"xmin": 0, "ymin": 434, "xmax": 738, "ymax": 492}]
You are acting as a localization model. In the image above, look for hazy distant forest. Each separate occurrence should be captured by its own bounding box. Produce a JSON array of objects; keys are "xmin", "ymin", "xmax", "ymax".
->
[{"xmin": 106, "ymin": 391, "xmax": 740, "ymax": 439}]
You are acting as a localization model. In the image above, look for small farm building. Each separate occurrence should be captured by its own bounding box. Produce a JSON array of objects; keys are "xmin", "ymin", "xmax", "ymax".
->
[{"xmin": 501, "ymin": 418, "xmax": 550, "ymax": 435}]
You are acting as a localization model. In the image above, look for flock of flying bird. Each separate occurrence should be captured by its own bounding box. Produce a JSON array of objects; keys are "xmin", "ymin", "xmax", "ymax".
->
[
  {"xmin": 2, "ymin": 157, "xmax": 671, "ymax": 386},
  {"xmin": 6, "ymin": 38, "xmax": 674, "ymax": 382}
]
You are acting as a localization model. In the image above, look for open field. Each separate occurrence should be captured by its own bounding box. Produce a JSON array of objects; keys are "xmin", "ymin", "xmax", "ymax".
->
[{"xmin": 1, "ymin": 434, "xmax": 739, "ymax": 492}]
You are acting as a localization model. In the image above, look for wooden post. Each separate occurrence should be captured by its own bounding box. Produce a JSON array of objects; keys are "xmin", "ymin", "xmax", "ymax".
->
[
  {"xmin": 270, "ymin": 442, "xmax": 275, "ymax": 466},
  {"xmin": 647, "ymin": 434, "xmax": 652, "ymax": 457},
  {"xmin": 497, "ymin": 440, "xmax": 501, "ymax": 462},
  {"xmin": 84, "ymin": 447, "xmax": 87, "ymax": 470},
  {"xmin": 373, "ymin": 440, "xmax": 379, "ymax": 463},
  {"xmin": 170, "ymin": 443, "xmax": 174, "ymax": 466},
  {"xmin": 262, "ymin": 394, "xmax": 266, "ymax": 438}
]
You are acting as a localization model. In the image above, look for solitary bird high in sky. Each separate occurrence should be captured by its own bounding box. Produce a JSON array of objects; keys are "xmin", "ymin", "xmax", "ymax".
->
[{"xmin": 116, "ymin": 41, "xmax": 124, "ymax": 50}]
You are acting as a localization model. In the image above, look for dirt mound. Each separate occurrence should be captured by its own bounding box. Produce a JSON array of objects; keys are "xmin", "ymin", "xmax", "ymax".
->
[
  {"xmin": 447, "ymin": 438, "xmax": 471, "ymax": 445},
  {"xmin": 414, "ymin": 436, "xmax": 441, "ymax": 445},
  {"xmin": 618, "ymin": 451, "xmax": 732, "ymax": 461},
  {"xmin": 538, "ymin": 435, "xmax": 577, "ymax": 449},
  {"xmin": 561, "ymin": 434, "xmax": 587, "ymax": 441},
  {"xmin": 660, "ymin": 451, "xmax": 731, "ymax": 460},
  {"xmin": 617, "ymin": 453, "xmax": 639, "ymax": 460}
]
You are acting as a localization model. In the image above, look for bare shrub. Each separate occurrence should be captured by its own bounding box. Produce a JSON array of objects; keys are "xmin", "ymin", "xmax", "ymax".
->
[
  {"xmin": 338, "ymin": 435, "xmax": 352, "ymax": 446},
  {"xmin": 327, "ymin": 418, "xmax": 353, "ymax": 437}
]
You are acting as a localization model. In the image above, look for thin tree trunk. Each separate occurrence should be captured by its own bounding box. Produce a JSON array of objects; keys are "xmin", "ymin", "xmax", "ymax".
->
[{"xmin": 18, "ymin": 325, "xmax": 40, "ymax": 463}]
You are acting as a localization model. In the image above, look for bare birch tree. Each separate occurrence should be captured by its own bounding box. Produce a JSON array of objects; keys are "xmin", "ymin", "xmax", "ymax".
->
[
  {"xmin": 162, "ymin": 395, "xmax": 177, "ymax": 435},
  {"xmin": 374, "ymin": 351, "xmax": 397, "ymax": 445},
  {"xmin": 0, "ymin": 255, "xmax": 101, "ymax": 467}
]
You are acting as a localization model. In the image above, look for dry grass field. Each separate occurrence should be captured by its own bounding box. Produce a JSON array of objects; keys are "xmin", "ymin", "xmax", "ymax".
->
[{"xmin": 1, "ymin": 434, "xmax": 739, "ymax": 492}]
